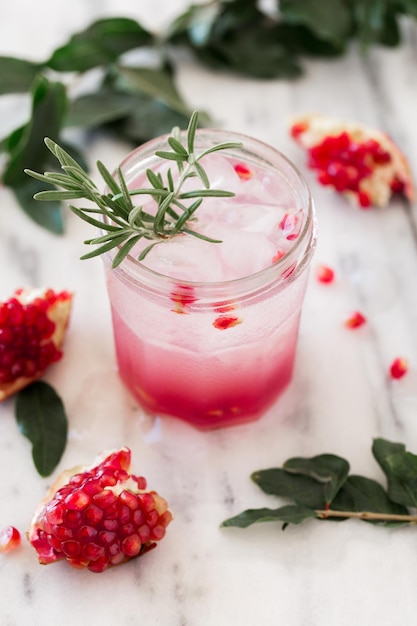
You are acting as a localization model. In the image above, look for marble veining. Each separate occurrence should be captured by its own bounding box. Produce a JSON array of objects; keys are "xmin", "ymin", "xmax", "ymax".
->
[{"xmin": 1, "ymin": 1, "xmax": 417, "ymax": 625}]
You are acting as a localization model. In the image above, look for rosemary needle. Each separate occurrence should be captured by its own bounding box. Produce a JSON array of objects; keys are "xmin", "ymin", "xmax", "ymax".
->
[{"xmin": 25, "ymin": 111, "xmax": 243, "ymax": 268}]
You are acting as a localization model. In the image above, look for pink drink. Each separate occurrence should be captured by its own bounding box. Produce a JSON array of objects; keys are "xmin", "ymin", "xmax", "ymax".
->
[{"xmin": 103, "ymin": 130, "xmax": 316, "ymax": 429}]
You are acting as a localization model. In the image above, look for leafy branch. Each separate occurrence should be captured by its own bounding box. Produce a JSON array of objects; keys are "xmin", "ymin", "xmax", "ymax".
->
[
  {"xmin": 222, "ymin": 438, "xmax": 417, "ymax": 530},
  {"xmin": 1, "ymin": 1, "xmax": 416, "ymax": 231},
  {"xmin": 25, "ymin": 111, "xmax": 241, "ymax": 267}
]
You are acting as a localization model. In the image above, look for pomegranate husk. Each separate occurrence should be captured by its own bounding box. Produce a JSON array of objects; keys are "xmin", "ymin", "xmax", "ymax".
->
[
  {"xmin": 290, "ymin": 114, "xmax": 415, "ymax": 208},
  {"xmin": 27, "ymin": 448, "xmax": 173, "ymax": 573},
  {"xmin": 0, "ymin": 288, "xmax": 73, "ymax": 402}
]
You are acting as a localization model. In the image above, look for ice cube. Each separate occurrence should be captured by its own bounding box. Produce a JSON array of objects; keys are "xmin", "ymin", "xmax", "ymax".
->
[
  {"xmin": 201, "ymin": 223, "xmax": 277, "ymax": 280},
  {"xmin": 142, "ymin": 234, "xmax": 225, "ymax": 282},
  {"xmin": 220, "ymin": 202, "xmax": 283, "ymax": 235},
  {"xmin": 181, "ymin": 154, "xmax": 242, "ymax": 195}
]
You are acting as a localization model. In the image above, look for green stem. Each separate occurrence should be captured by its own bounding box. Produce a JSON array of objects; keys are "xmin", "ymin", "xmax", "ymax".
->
[{"xmin": 316, "ymin": 509, "xmax": 417, "ymax": 523}]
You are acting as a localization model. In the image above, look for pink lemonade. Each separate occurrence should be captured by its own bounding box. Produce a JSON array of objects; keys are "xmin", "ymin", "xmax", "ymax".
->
[{"xmin": 103, "ymin": 129, "xmax": 316, "ymax": 429}]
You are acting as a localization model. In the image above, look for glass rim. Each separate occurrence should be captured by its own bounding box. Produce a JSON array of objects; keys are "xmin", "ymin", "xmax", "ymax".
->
[{"xmin": 103, "ymin": 128, "xmax": 317, "ymax": 296}]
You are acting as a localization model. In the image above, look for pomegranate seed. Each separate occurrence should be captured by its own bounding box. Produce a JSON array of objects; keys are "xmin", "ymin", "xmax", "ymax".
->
[
  {"xmin": 213, "ymin": 316, "xmax": 242, "ymax": 330},
  {"xmin": 234, "ymin": 163, "xmax": 253, "ymax": 180},
  {"xmin": 316, "ymin": 265, "xmax": 335, "ymax": 284},
  {"xmin": 390, "ymin": 177, "xmax": 405, "ymax": 194},
  {"xmin": 272, "ymin": 250, "xmax": 285, "ymax": 264},
  {"xmin": 138, "ymin": 525, "xmax": 151, "ymax": 542},
  {"xmin": 78, "ymin": 526, "xmax": 98, "ymax": 541},
  {"xmin": 0, "ymin": 327, "xmax": 14, "ymax": 345},
  {"xmin": 133, "ymin": 476, "xmax": 146, "ymax": 491},
  {"xmin": 279, "ymin": 210, "xmax": 302, "ymax": 241},
  {"xmin": 102, "ymin": 519, "xmax": 118, "ymax": 531},
  {"xmin": 290, "ymin": 121, "xmax": 309, "ymax": 140},
  {"xmin": 53, "ymin": 526, "xmax": 74, "ymax": 541},
  {"xmin": 390, "ymin": 357, "xmax": 408, "ymax": 380},
  {"xmin": 344, "ymin": 311, "xmax": 367, "ymax": 329},
  {"xmin": 61, "ymin": 540, "xmax": 81, "ymax": 557},
  {"xmin": 133, "ymin": 509, "xmax": 145, "ymax": 526},
  {"xmin": 373, "ymin": 148, "xmax": 391, "ymax": 164},
  {"xmin": 118, "ymin": 505, "xmax": 131, "ymax": 525},
  {"xmin": 84, "ymin": 505, "xmax": 104, "ymax": 525},
  {"xmin": 64, "ymin": 510, "xmax": 83, "ymax": 528},
  {"xmin": 83, "ymin": 543, "xmax": 105, "ymax": 561},
  {"xmin": 138, "ymin": 493, "xmax": 156, "ymax": 512},
  {"xmin": 152, "ymin": 525, "xmax": 166, "ymax": 540},
  {"xmin": 122, "ymin": 534, "xmax": 142, "ymax": 557},
  {"xmin": 97, "ymin": 470, "xmax": 117, "ymax": 487},
  {"xmin": 64, "ymin": 490, "xmax": 91, "ymax": 511},
  {"xmin": 358, "ymin": 190, "xmax": 372, "ymax": 208},
  {"xmin": 146, "ymin": 510, "xmax": 159, "ymax": 527},
  {"xmin": 109, "ymin": 552, "xmax": 125, "ymax": 566},
  {"xmin": 119, "ymin": 491, "xmax": 139, "ymax": 515},
  {"xmin": 87, "ymin": 556, "xmax": 108, "ymax": 573},
  {"xmin": 0, "ymin": 526, "xmax": 21, "ymax": 553},
  {"xmin": 93, "ymin": 490, "xmax": 117, "ymax": 508},
  {"xmin": 46, "ymin": 502, "xmax": 66, "ymax": 525},
  {"xmin": 170, "ymin": 285, "xmax": 196, "ymax": 314},
  {"xmin": 98, "ymin": 531, "xmax": 117, "ymax": 546}
]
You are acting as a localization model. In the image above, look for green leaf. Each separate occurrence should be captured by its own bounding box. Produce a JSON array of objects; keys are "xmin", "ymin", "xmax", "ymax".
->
[
  {"xmin": 166, "ymin": 2, "xmax": 223, "ymax": 47},
  {"xmin": 221, "ymin": 504, "xmax": 317, "ymax": 529},
  {"xmin": 46, "ymin": 17, "xmax": 154, "ymax": 72},
  {"xmin": 0, "ymin": 56, "xmax": 42, "ymax": 94},
  {"xmin": 331, "ymin": 475, "xmax": 409, "ymax": 524},
  {"xmin": 168, "ymin": 1, "xmax": 302, "ymax": 78},
  {"xmin": 3, "ymin": 75, "xmax": 67, "ymax": 188},
  {"xmin": 374, "ymin": 439, "xmax": 417, "ymax": 508},
  {"xmin": 212, "ymin": 22, "xmax": 302, "ymax": 78},
  {"xmin": 398, "ymin": 0, "xmax": 417, "ymax": 18},
  {"xmin": 114, "ymin": 66, "xmax": 192, "ymax": 118},
  {"xmin": 283, "ymin": 453, "xmax": 350, "ymax": 505},
  {"xmin": 371, "ymin": 438, "xmax": 417, "ymax": 507},
  {"xmin": 351, "ymin": 0, "xmax": 401, "ymax": 47},
  {"xmin": 251, "ymin": 468, "xmax": 327, "ymax": 509},
  {"xmin": 13, "ymin": 178, "xmax": 64, "ymax": 234},
  {"xmin": 280, "ymin": 0, "xmax": 353, "ymax": 45},
  {"xmin": 108, "ymin": 93, "xmax": 192, "ymax": 144},
  {"xmin": 15, "ymin": 381, "xmax": 68, "ymax": 477},
  {"xmin": 271, "ymin": 23, "xmax": 347, "ymax": 57},
  {"xmin": 66, "ymin": 90, "xmax": 136, "ymax": 129}
]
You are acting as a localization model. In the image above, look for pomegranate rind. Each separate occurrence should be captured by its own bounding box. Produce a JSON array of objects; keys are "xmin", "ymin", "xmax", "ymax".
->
[
  {"xmin": 0, "ymin": 288, "xmax": 73, "ymax": 402},
  {"xmin": 290, "ymin": 114, "xmax": 415, "ymax": 208},
  {"xmin": 27, "ymin": 448, "xmax": 173, "ymax": 572}
]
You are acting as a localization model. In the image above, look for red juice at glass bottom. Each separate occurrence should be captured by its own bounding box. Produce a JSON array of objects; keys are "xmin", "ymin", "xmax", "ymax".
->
[{"xmin": 103, "ymin": 130, "xmax": 316, "ymax": 429}]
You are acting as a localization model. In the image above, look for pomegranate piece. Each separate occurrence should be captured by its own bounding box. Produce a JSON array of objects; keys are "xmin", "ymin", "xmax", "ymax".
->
[
  {"xmin": 0, "ymin": 526, "xmax": 21, "ymax": 553},
  {"xmin": 390, "ymin": 357, "xmax": 408, "ymax": 380},
  {"xmin": 28, "ymin": 448, "xmax": 173, "ymax": 573},
  {"xmin": 0, "ymin": 288, "xmax": 72, "ymax": 402},
  {"xmin": 290, "ymin": 114, "xmax": 415, "ymax": 208}
]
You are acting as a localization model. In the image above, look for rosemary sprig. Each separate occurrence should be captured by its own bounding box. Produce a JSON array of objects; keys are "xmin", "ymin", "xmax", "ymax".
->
[{"xmin": 24, "ymin": 111, "xmax": 243, "ymax": 267}]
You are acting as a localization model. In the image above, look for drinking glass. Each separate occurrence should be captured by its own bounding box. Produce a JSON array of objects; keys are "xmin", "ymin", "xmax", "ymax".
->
[{"xmin": 102, "ymin": 129, "xmax": 316, "ymax": 429}]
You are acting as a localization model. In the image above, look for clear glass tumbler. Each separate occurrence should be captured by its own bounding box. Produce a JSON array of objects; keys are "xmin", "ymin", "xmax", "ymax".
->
[{"xmin": 102, "ymin": 129, "xmax": 316, "ymax": 429}]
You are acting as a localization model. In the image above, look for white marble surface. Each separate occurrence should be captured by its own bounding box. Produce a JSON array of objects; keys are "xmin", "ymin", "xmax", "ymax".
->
[{"xmin": 1, "ymin": 2, "xmax": 417, "ymax": 625}]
